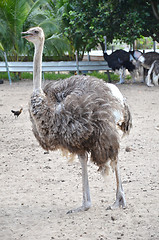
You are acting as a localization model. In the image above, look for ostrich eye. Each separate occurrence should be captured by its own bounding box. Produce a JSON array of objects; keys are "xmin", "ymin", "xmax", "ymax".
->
[{"xmin": 34, "ymin": 30, "xmax": 39, "ymax": 34}]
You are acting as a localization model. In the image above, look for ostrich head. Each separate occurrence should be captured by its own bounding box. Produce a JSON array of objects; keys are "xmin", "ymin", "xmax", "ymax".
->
[
  {"xmin": 130, "ymin": 50, "xmax": 145, "ymax": 63},
  {"xmin": 22, "ymin": 27, "xmax": 45, "ymax": 45}
]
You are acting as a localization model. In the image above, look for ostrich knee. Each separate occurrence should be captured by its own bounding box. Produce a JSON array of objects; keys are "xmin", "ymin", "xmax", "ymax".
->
[{"xmin": 117, "ymin": 68, "xmax": 125, "ymax": 84}]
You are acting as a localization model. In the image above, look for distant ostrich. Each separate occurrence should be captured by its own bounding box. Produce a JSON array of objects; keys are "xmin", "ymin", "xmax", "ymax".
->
[
  {"xmin": 129, "ymin": 50, "xmax": 145, "ymax": 83},
  {"xmin": 146, "ymin": 59, "xmax": 159, "ymax": 86},
  {"xmin": 22, "ymin": 27, "xmax": 132, "ymax": 213},
  {"xmin": 136, "ymin": 51, "xmax": 159, "ymax": 86},
  {"xmin": 103, "ymin": 49, "xmax": 138, "ymax": 84}
]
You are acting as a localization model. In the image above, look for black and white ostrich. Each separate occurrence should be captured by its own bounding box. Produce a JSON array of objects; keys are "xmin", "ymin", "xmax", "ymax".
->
[
  {"xmin": 22, "ymin": 27, "xmax": 132, "ymax": 213},
  {"xmin": 136, "ymin": 51, "xmax": 159, "ymax": 86},
  {"xmin": 103, "ymin": 49, "xmax": 138, "ymax": 84},
  {"xmin": 145, "ymin": 59, "xmax": 159, "ymax": 86}
]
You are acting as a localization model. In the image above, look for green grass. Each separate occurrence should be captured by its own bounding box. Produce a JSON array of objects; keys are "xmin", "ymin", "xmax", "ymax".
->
[
  {"xmin": 0, "ymin": 70, "xmax": 132, "ymax": 82},
  {"xmin": 88, "ymin": 71, "xmax": 131, "ymax": 82},
  {"xmin": 88, "ymin": 71, "xmax": 119, "ymax": 82},
  {"xmin": 43, "ymin": 72, "xmax": 72, "ymax": 80},
  {"xmin": 0, "ymin": 72, "xmax": 73, "ymax": 81}
]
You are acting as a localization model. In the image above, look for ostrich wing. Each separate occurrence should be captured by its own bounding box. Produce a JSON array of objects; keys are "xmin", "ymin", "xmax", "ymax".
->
[
  {"xmin": 143, "ymin": 52, "xmax": 159, "ymax": 66},
  {"xmin": 41, "ymin": 76, "xmax": 121, "ymax": 163}
]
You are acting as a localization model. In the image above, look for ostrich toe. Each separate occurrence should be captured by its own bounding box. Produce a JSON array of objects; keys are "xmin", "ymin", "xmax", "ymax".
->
[
  {"xmin": 67, "ymin": 202, "xmax": 91, "ymax": 214},
  {"xmin": 107, "ymin": 190, "xmax": 126, "ymax": 210}
]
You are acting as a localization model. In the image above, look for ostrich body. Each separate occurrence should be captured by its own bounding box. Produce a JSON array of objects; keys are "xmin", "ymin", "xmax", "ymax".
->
[
  {"xmin": 136, "ymin": 51, "xmax": 159, "ymax": 86},
  {"xmin": 22, "ymin": 27, "xmax": 132, "ymax": 213},
  {"xmin": 141, "ymin": 52, "xmax": 159, "ymax": 69},
  {"xmin": 139, "ymin": 52, "xmax": 159, "ymax": 87},
  {"xmin": 104, "ymin": 49, "xmax": 136, "ymax": 84}
]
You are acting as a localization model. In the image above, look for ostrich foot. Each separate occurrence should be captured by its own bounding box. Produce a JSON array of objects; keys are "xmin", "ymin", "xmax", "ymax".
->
[
  {"xmin": 147, "ymin": 83, "xmax": 154, "ymax": 87},
  {"xmin": 67, "ymin": 202, "xmax": 91, "ymax": 214},
  {"xmin": 107, "ymin": 191, "xmax": 126, "ymax": 210},
  {"xmin": 116, "ymin": 80, "xmax": 124, "ymax": 85}
]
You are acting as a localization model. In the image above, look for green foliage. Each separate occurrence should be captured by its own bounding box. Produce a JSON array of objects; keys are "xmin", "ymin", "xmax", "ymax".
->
[
  {"xmin": 137, "ymin": 37, "xmax": 153, "ymax": 49},
  {"xmin": 0, "ymin": 0, "xmax": 70, "ymax": 61},
  {"xmin": 0, "ymin": 43, "xmax": 4, "ymax": 51},
  {"xmin": 57, "ymin": 0, "xmax": 159, "ymax": 56},
  {"xmin": 115, "ymin": 0, "xmax": 159, "ymax": 42},
  {"xmin": 0, "ymin": 0, "xmax": 159, "ymax": 63}
]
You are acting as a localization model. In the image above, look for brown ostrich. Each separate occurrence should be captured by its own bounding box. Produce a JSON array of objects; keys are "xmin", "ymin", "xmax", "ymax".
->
[{"xmin": 22, "ymin": 27, "xmax": 132, "ymax": 213}]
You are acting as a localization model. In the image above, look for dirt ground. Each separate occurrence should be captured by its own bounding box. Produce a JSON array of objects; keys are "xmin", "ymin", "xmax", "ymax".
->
[{"xmin": 0, "ymin": 79, "xmax": 159, "ymax": 240}]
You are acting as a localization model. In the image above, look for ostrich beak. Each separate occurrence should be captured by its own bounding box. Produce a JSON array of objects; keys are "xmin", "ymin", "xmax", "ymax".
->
[{"xmin": 21, "ymin": 31, "xmax": 33, "ymax": 39}]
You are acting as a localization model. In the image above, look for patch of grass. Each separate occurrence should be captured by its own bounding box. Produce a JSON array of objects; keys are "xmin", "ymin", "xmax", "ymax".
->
[
  {"xmin": 0, "ymin": 72, "xmax": 13, "ymax": 80},
  {"xmin": 0, "ymin": 72, "xmax": 32, "ymax": 81},
  {"xmin": 88, "ymin": 71, "xmax": 119, "ymax": 82},
  {"xmin": 88, "ymin": 71, "xmax": 132, "ymax": 82},
  {"xmin": 43, "ymin": 72, "xmax": 72, "ymax": 80},
  {"xmin": 0, "ymin": 72, "xmax": 73, "ymax": 81},
  {"xmin": 0, "ymin": 70, "xmax": 131, "ymax": 82}
]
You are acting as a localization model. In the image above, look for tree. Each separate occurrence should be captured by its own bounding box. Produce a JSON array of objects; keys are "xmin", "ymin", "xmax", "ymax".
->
[
  {"xmin": 114, "ymin": 0, "xmax": 159, "ymax": 42},
  {"xmin": 58, "ymin": 0, "xmax": 159, "ymax": 58},
  {"xmin": 61, "ymin": 0, "xmax": 102, "ymax": 59},
  {"xmin": 0, "ymin": 0, "xmax": 70, "ymax": 61}
]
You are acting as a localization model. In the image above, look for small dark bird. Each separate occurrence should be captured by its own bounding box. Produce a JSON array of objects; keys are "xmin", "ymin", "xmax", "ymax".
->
[{"xmin": 11, "ymin": 108, "xmax": 23, "ymax": 118}]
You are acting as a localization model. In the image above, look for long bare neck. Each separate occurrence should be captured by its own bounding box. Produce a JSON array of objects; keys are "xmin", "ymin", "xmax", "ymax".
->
[
  {"xmin": 104, "ymin": 52, "xmax": 108, "ymax": 61},
  {"xmin": 33, "ymin": 40, "xmax": 44, "ymax": 93}
]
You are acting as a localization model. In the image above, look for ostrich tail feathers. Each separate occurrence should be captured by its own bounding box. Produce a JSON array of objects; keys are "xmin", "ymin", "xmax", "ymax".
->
[
  {"xmin": 60, "ymin": 148, "xmax": 76, "ymax": 163},
  {"xmin": 98, "ymin": 161, "xmax": 111, "ymax": 177},
  {"xmin": 98, "ymin": 159, "xmax": 117, "ymax": 183}
]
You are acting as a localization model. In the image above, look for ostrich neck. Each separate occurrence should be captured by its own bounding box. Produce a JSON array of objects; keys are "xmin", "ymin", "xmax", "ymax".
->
[
  {"xmin": 104, "ymin": 52, "xmax": 108, "ymax": 60},
  {"xmin": 33, "ymin": 41, "xmax": 44, "ymax": 93}
]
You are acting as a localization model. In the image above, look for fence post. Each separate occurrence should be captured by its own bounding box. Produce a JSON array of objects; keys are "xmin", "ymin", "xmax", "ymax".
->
[
  {"xmin": 87, "ymin": 51, "xmax": 90, "ymax": 61},
  {"xmin": 3, "ymin": 52, "xmax": 12, "ymax": 85},
  {"xmin": 75, "ymin": 51, "xmax": 79, "ymax": 75},
  {"xmin": 153, "ymin": 41, "xmax": 156, "ymax": 52}
]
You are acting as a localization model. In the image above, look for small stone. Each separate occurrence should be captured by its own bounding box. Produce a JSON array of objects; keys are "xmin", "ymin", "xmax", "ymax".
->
[
  {"xmin": 125, "ymin": 146, "xmax": 132, "ymax": 152},
  {"xmin": 111, "ymin": 216, "xmax": 115, "ymax": 221}
]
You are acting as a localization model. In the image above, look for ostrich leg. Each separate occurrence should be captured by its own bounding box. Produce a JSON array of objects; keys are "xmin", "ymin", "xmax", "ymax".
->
[
  {"xmin": 117, "ymin": 67, "xmax": 125, "ymax": 84},
  {"xmin": 108, "ymin": 160, "xmax": 126, "ymax": 209},
  {"xmin": 67, "ymin": 153, "xmax": 91, "ymax": 214},
  {"xmin": 146, "ymin": 63, "xmax": 155, "ymax": 87}
]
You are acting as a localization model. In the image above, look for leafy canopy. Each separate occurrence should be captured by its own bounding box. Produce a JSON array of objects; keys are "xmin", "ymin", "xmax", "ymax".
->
[{"xmin": 0, "ymin": 0, "xmax": 70, "ymax": 60}]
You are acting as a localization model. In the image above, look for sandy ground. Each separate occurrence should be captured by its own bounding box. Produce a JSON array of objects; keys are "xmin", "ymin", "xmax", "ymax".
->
[{"xmin": 0, "ymin": 79, "xmax": 159, "ymax": 240}]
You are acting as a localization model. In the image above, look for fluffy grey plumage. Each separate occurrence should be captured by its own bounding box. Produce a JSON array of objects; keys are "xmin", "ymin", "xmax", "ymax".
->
[
  {"xmin": 142, "ymin": 52, "xmax": 159, "ymax": 69},
  {"xmin": 29, "ymin": 75, "xmax": 131, "ymax": 171}
]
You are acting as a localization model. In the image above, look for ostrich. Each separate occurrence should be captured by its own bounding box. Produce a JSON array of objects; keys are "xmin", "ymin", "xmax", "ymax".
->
[
  {"xmin": 103, "ymin": 49, "xmax": 138, "ymax": 84},
  {"xmin": 22, "ymin": 27, "xmax": 132, "ymax": 213},
  {"xmin": 135, "ymin": 51, "xmax": 159, "ymax": 86},
  {"xmin": 146, "ymin": 59, "xmax": 159, "ymax": 86}
]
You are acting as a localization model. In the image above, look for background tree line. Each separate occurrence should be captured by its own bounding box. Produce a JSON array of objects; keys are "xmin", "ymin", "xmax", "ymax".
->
[{"xmin": 0, "ymin": 0, "xmax": 159, "ymax": 61}]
